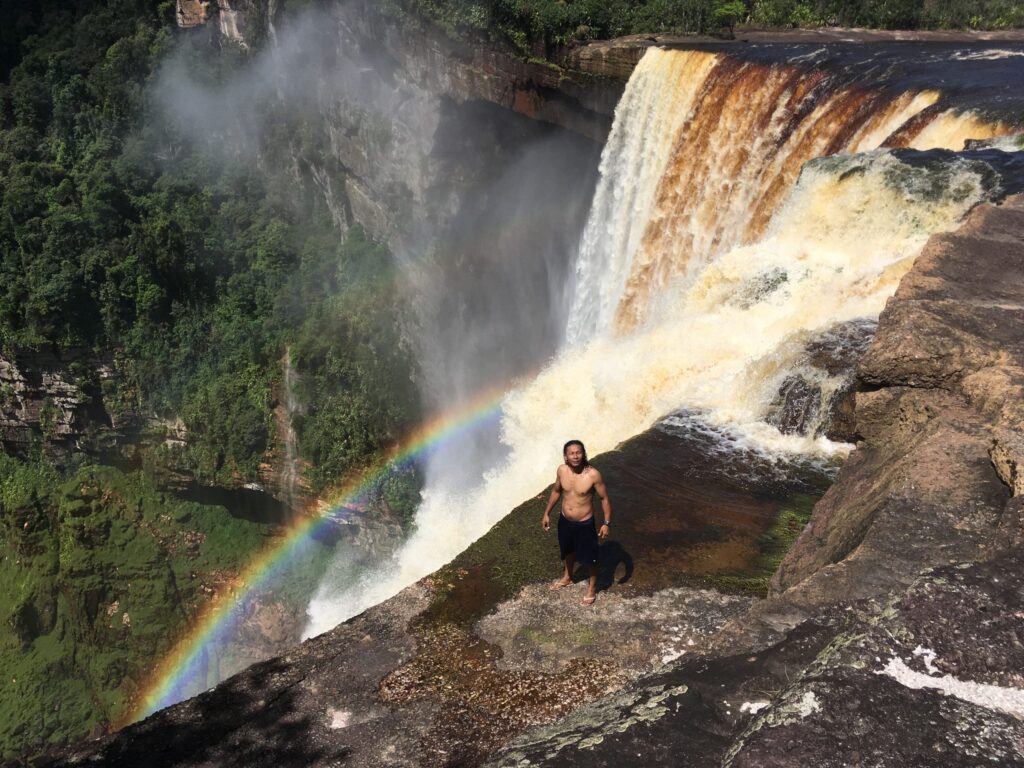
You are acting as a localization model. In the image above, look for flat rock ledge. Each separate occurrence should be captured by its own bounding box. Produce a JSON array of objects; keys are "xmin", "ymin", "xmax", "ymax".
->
[
  {"xmin": 44, "ymin": 582, "xmax": 749, "ymax": 767},
  {"xmin": 488, "ymin": 552, "xmax": 1024, "ymax": 767}
]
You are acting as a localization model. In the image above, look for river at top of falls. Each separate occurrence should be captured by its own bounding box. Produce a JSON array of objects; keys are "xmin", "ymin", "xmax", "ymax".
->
[{"xmin": 302, "ymin": 46, "xmax": 1018, "ymax": 638}]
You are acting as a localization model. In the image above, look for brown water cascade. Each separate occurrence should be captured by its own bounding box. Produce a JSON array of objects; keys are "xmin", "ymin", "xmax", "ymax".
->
[{"xmin": 564, "ymin": 48, "xmax": 1012, "ymax": 335}]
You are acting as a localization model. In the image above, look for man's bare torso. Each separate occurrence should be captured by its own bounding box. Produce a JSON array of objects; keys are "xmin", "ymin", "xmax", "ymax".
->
[{"xmin": 557, "ymin": 464, "xmax": 597, "ymax": 522}]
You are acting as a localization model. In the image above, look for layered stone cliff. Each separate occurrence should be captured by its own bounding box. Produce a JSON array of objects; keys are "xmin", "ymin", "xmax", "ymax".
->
[
  {"xmin": 729, "ymin": 194, "xmax": 1024, "ymax": 649},
  {"xmin": 0, "ymin": 349, "xmax": 123, "ymax": 453}
]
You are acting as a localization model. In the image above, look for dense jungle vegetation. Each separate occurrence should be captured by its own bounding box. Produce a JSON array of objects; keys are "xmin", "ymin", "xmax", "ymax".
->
[
  {"xmin": 0, "ymin": 0, "xmax": 419, "ymax": 490},
  {"xmin": 1, "ymin": 2, "xmax": 418, "ymax": 757},
  {"xmin": 391, "ymin": 0, "xmax": 1024, "ymax": 50},
  {"xmin": 0, "ymin": 453, "xmax": 336, "ymax": 758}
]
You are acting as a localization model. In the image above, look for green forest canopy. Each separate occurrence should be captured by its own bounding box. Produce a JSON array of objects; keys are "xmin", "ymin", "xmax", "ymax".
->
[
  {"xmin": 0, "ymin": 0, "xmax": 418, "ymax": 489},
  {"xmin": 389, "ymin": 0, "xmax": 1024, "ymax": 49}
]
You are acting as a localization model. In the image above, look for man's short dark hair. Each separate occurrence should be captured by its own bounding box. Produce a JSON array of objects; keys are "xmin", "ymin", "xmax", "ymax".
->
[{"xmin": 563, "ymin": 439, "xmax": 589, "ymax": 466}]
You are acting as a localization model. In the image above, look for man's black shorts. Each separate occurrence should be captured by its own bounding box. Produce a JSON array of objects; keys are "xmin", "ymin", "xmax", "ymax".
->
[{"xmin": 557, "ymin": 514, "xmax": 599, "ymax": 565}]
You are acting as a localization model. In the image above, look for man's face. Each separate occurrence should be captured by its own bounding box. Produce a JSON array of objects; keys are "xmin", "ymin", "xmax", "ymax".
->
[{"xmin": 565, "ymin": 445, "xmax": 584, "ymax": 468}]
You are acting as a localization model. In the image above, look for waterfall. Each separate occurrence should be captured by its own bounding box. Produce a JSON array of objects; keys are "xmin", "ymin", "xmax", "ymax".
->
[
  {"xmin": 281, "ymin": 347, "xmax": 300, "ymax": 512},
  {"xmin": 303, "ymin": 47, "xmax": 1013, "ymax": 637},
  {"xmin": 505, "ymin": 149, "xmax": 992, "ymax": 462},
  {"xmin": 567, "ymin": 48, "xmax": 1010, "ymax": 341}
]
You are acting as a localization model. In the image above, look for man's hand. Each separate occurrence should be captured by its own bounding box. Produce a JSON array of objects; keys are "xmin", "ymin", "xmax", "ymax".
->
[
  {"xmin": 541, "ymin": 513, "xmax": 550, "ymax": 532},
  {"xmin": 599, "ymin": 523, "xmax": 609, "ymax": 540}
]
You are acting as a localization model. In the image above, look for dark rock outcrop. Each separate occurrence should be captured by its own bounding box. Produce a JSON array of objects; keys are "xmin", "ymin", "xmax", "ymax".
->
[
  {"xmin": 680, "ymin": 195, "xmax": 1024, "ymax": 658},
  {"xmin": 767, "ymin": 374, "xmax": 823, "ymax": 435},
  {"xmin": 765, "ymin": 320, "xmax": 875, "ymax": 440},
  {"xmin": 770, "ymin": 195, "xmax": 1024, "ymax": 607}
]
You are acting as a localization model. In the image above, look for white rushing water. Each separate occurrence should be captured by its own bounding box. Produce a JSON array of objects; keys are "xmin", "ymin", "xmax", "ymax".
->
[
  {"xmin": 281, "ymin": 347, "xmax": 301, "ymax": 512},
  {"xmin": 303, "ymin": 48, "xmax": 1008, "ymax": 637}
]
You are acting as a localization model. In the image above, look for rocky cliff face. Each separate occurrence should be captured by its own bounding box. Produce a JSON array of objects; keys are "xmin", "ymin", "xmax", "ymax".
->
[
  {"xmin": 296, "ymin": 0, "xmax": 618, "ymax": 262},
  {"xmin": 0, "ymin": 349, "xmax": 134, "ymax": 454},
  {"xmin": 0, "ymin": 347, "xmax": 307, "ymax": 505},
  {"xmin": 173, "ymin": 0, "xmax": 626, "ymax": 251},
  {"xmin": 758, "ymin": 194, "xmax": 1024, "ymax": 637}
]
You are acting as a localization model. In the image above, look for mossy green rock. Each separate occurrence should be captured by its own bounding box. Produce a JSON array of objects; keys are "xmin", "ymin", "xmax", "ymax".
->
[{"xmin": 0, "ymin": 458, "xmax": 271, "ymax": 760}]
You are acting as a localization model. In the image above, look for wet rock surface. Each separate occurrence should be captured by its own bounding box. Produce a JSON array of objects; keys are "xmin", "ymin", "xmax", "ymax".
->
[
  {"xmin": 767, "ymin": 375, "xmax": 822, "ymax": 436},
  {"xmin": 488, "ymin": 552, "xmax": 1024, "ymax": 768},
  {"xmin": 766, "ymin": 319, "xmax": 875, "ymax": 440}
]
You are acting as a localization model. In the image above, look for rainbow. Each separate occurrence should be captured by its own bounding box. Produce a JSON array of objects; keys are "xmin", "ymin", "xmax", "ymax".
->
[{"xmin": 123, "ymin": 383, "xmax": 510, "ymax": 726}]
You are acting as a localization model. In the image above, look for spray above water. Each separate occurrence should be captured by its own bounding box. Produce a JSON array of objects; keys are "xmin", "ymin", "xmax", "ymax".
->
[{"xmin": 303, "ymin": 47, "xmax": 1011, "ymax": 636}]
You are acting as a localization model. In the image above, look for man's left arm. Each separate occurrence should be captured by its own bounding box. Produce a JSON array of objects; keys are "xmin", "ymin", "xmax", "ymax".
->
[{"xmin": 594, "ymin": 471, "xmax": 612, "ymax": 540}]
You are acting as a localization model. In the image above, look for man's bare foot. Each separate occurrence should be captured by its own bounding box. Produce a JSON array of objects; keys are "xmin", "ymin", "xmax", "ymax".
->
[
  {"xmin": 580, "ymin": 594, "xmax": 596, "ymax": 606},
  {"xmin": 549, "ymin": 577, "xmax": 572, "ymax": 591}
]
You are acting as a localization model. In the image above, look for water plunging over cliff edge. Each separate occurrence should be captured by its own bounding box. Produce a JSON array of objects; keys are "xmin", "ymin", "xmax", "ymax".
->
[
  {"xmin": 566, "ymin": 48, "xmax": 1010, "ymax": 340},
  {"xmin": 303, "ymin": 47, "xmax": 1017, "ymax": 637}
]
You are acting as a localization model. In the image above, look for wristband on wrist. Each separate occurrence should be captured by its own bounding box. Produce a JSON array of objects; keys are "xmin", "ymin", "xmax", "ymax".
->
[{"xmin": 602, "ymin": 521, "xmax": 610, "ymax": 526}]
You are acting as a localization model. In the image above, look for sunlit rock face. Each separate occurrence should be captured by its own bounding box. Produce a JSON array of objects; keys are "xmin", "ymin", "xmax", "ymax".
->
[
  {"xmin": 175, "ymin": 0, "xmax": 276, "ymax": 46},
  {"xmin": 488, "ymin": 550, "xmax": 1024, "ymax": 768},
  {"xmin": 767, "ymin": 195, "xmax": 1024, "ymax": 608},
  {"xmin": 0, "ymin": 349, "xmax": 128, "ymax": 453},
  {"xmin": 175, "ymin": 0, "xmax": 210, "ymax": 29}
]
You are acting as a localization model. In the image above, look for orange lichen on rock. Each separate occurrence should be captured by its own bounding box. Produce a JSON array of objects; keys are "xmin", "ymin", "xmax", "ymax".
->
[{"xmin": 175, "ymin": 0, "xmax": 210, "ymax": 28}]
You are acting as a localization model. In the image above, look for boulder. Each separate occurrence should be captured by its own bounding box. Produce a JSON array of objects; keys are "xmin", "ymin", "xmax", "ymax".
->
[
  {"xmin": 726, "ymin": 194, "xmax": 1024, "ymax": 651},
  {"xmin": 765, "ymin": 320, "xmax": 875, "ymax": 440}
]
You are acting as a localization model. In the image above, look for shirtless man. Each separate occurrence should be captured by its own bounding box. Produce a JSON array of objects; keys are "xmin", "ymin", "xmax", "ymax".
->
[{"xmin": 541, "ymin": 440, "xmax": 612, "ymax": 606}]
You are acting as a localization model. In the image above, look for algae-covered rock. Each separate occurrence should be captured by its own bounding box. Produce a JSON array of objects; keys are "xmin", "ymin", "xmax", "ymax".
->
[{"xmin": 0, "ymin": 457, "xmax": 294, "ymax": 760}]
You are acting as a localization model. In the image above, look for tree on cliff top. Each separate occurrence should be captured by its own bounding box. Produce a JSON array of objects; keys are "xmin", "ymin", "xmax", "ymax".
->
[{"xmin": 390, "ymin": 0, "xmax": 1023, "ymax": 55}]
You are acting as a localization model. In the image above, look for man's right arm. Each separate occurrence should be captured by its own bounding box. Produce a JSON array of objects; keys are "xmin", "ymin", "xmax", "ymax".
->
[{"xmin": 541, "ymin": 470, "xmax": 562, "ymax": 531}]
